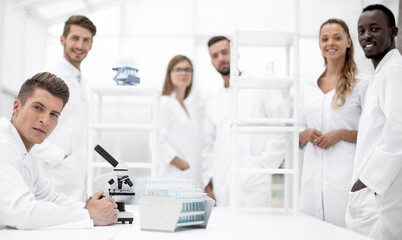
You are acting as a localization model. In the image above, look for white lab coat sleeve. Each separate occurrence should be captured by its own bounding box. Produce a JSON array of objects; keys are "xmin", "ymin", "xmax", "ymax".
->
[
  {"xmin": 357, "ymin": 74, "xmax": 370, "ymax": 108},
  {"xmin": 298, "ymin": 85, "xmax": 308, "ymax": 149},
  {"xmin": 33, "ymin": 168, "xmax": 85, "ymax": 208},
  {"xmin": 360, "ymin": 65, "xmax": 402, "ymax": 196},
  {"xmin": 201, "ymin": 104, "xmax": 215, "ymax": 188},
  {"xmin": 252, "ymin": 90, "xmax": 286, "ymax": 169},
  {"xmin": 299, "ymin": 85, "xmax": 308, "ymax": 132},
  {"xmin": 0, "ymin": 144, "xmax": 91, "ymax": 230},
  {"xmin": 158, "ymin": 99, "xmax": 180, "ymax": 164}
]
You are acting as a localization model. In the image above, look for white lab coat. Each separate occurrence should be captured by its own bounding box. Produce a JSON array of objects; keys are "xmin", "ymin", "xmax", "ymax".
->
[
  {"xmin": 0, "ymin": 117, "xmax": 92, "ymax": 230},
  {"xmin": 154, "ymin": 93, "xmax": 202, "ymax": 187},
  {"xmin": 299, "ymin": 74, "xmax": 368, "ymax": 227},
  {"xmin": 345, "ymin": 49, "xmax": 402, "ymax": 240},
  {"xmin": 202, "ymin": 84, "xmax": 286, "ymax": 207},
  {"xmin": 32, "ymin": 57, "xmax": 88, "ymax": 202}
]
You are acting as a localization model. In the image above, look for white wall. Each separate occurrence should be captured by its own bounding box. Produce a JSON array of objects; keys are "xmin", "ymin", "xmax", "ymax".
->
[
  {"xmin": 0, "ymin": 0, "xmax": 48, "ymax": 118},
  {"xmin": 43, "ymin": 0, "xmax": 399, "ymax": 99},
  {"xmin": 41, "ymin": 0, "xmax": 304, "ymax": 177},
  {"xmin": 0, "ymin": 0, "xmax": 399, "ymax": 181},
  {"xmin": 38, "ymin": 0, "xmax": 400, "ymax": 178},
  {"xmin": 299, "ymin": 0, "xmax": 399, "ymax": 84},
  {"xmin": 0, "ymin": 0, "xmax": 4, "ymax": 115}
]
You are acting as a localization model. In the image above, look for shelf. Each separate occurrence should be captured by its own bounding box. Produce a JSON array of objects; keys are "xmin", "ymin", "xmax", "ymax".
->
[
  {"xmin": 237, "ymin": 31, "xmax": 297, "ymax": 46},
  {"xmin": 234, "ymin": 118, "xmax": 295, "ymax": 126},
  {"xmin": 91, "ymin": 162, "xmax": 153, "ymax": 169},
  {"xmin": 232, "ymin": 168, "xmax": 298, "ymax": 174},
  {"xmin": 92, "ymin": 86, "xmax": 159, "ymax": 96},
  {"xmin": 231, "ymin": 29, "xmax": 300, "ymax": 212},
  {"xmin": 236, "ymin": 77, "xmax": 296, "ymax": 89},
  {"xmin": 233, "ymin": 126, "xmax": 297, "ymax": 134},
  {"xmin": 91, "ymin": 124, "xmax": 153, "ymax": 130}
]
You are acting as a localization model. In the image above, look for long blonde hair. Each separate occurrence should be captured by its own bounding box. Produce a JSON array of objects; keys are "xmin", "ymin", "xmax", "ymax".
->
[{"xmin": 320, "ymin": 19, "xmax": 357, "ymax": 108}]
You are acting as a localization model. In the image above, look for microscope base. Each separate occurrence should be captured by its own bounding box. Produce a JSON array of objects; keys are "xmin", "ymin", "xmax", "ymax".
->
[{"xmin": 117, "ymin": 211, "xmax": 133, "ymax": 224}]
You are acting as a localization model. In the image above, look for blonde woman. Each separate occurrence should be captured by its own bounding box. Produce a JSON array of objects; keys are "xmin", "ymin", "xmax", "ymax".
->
[
  {"xmin": 154, "ymin": 55, "xmax": 201, "ymax": 187},
  {"xmin": 299, "ymin": 19, "xmax": 369, "ymax": 227}
]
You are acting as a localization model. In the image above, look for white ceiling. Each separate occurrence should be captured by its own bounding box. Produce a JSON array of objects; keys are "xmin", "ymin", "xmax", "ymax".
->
[{"xmin": 14, "ymin": 0, "xmax": 123, "ymax": 26}]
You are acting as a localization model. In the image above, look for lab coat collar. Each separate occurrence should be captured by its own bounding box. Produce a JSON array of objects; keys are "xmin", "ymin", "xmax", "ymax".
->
[
  {"xmin": 168, "ymin": 91, "xmax": 188, "ymax": 103},
  {"xmin": 0, "ymin": 117, "xmax": 28, "ymax": 155},
  {"xmin": 314, "ymin": 67, "xmax": 327, "ymax": 88},
  {"xmin": 59, "ymin": 56, "xmax": 87, "ymax": 100},
  {"xmin": 168, "ymin": 91, "xmax": 182, "ymax": 102},
  {"xmin": 60, "ymin": 56, "xmax": 81, "ymax": 79},
  {"xmin": 168, "ymin": 91, "xmax": 177, "ymax": 98},
  {"xmin": 374, "ymin": 49, "xmax": 400, "ymax": 73},
  {"xmin": 224, "ymin": 70, "xmax": 246, "ymax": 90}
]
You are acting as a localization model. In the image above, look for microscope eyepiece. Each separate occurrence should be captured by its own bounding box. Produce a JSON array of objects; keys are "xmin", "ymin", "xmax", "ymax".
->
[{"xmin": 94, "ymin": 145, "xmax": 119, "ymax": 168}]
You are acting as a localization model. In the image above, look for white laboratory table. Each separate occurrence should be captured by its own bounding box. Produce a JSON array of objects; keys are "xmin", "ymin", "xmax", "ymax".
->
[{"xmin": 0, "ymin": 206, "xmax": 371, "ymax": 240}]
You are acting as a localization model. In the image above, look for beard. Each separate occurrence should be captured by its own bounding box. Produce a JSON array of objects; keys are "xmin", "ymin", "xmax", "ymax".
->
[
  {"xmin": 64, "ymin": 45, "xmax": 87, "ymax": 66},
  {"xmin": 217, "ymin": 66, "xmax": 230, "ymax": 76}
]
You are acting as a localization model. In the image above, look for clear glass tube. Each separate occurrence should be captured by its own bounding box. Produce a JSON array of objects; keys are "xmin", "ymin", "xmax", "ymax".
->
[{"xmin": 265, "ymin": 61, "xmax": 276, "ymax": 77}]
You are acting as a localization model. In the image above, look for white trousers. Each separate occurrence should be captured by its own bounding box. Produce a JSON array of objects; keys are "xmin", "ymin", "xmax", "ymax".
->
[{"xmin": 345, "ymin": 170, "xmax": 402, "ymax": 240}]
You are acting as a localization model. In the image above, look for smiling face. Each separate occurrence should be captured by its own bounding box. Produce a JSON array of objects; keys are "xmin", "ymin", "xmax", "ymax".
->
[
  {"xmin": 319, "ymin": 23, "xmax": 351, "ymax": 63},
  {"xmin": 209, "ymin": 39, "xmax": 231, "ymax": 76},
  {"xmin": 170, "ymin": 60, "xmax": 193, "ymax": 90},
  {"xmin": 358, "ymin": 9, "xmax": 397, "ymax": 67},
  {"xmin": 11, "ymin": 88, "xmax": 63, "ymax": 151},
  {"xmin": 61, "ymin": 24, "xmax": 93, "ymax": 69}
]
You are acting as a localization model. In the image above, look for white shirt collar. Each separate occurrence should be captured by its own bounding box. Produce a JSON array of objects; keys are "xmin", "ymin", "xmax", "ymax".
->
[
  {"xmin": 374, "ymin": 49, "xmax": 399, "ymax": 73},
  {"xmin": 0, "ymin": 117, "xmax": 28, "ymax": 155},
  {"xmin": 60, "ymin": 56, "xmax": 81, "ymax": 79}
]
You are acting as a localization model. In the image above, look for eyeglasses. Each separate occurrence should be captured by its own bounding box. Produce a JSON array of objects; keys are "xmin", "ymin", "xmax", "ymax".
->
[{"xmin": 171, "ymin": 68, "xmax": 193, "ymax": 74}]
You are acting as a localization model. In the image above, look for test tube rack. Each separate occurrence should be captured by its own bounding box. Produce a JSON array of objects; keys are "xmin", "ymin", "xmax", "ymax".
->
[{"xmin": 139, "ymin": 195, "xmax": 215, "ymax": 232}]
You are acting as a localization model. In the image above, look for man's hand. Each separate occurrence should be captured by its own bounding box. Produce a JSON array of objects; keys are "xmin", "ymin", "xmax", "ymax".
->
[
  {"xmin": 205, "ymin": 182, "xmax": 215, "ymax": 200},
  {"xmin": 299, "ymin": 129, "xmax": 323, "ymax": 145},
  {"xmin": 85, "ymin": 191, "xmax": 119, "ymax": 226},
  {"xmin": 351, "ymin": 179, "xmax": 367, "ymax": 192},
  {"xmin": 84, "ymin": 196, "xmax": 93, "ymax": 209}
]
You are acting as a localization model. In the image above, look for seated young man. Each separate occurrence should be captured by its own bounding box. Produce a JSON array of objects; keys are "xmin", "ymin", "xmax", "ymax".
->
[{"xmin": 0, "ymin": 72, "xmax": 118, "ymax": 229}]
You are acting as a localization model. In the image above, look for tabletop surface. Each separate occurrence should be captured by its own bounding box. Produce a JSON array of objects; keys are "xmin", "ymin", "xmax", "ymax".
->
[{"xmin": 0, "ymin": 206, "xmax": 371, "ymax": 240}]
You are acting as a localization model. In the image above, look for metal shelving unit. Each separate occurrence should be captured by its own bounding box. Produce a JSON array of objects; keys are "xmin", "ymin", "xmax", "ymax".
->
[
  {"xmin": 230, "ymin": 30, "xmax": 300, "ymax": 213},
  {"xmin": 87, "ymin": 86, "xmax": 160, "ymax": 194}
]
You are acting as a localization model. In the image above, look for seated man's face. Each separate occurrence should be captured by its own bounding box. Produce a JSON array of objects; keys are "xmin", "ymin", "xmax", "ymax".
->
[{"xmin": 12, "ymin": 88, "xmax": 63, "ymax": 151}]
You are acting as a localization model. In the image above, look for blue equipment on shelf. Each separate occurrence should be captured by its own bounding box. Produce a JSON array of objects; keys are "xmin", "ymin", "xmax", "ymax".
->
[{"xmin": 112, "ymin": 67, "xmax": 140, "ymax": 85}]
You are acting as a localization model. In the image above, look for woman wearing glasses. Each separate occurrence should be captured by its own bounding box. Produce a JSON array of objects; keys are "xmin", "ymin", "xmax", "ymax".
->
[{"xmin": 153, "ymin": 55, "xmax": 202, "ymax": 186}]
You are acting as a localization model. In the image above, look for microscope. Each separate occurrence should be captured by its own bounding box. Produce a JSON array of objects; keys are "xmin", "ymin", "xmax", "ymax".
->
[{"xmin": 93, "ymin": 145, "xmax": 135, "ymax": 224}]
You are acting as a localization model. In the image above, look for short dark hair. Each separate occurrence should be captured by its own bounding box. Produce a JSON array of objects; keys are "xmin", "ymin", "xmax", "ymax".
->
[
  {"xmin": 17, "ymin": 72, "xmax": 70, "ymax": 108},
  {"xmin": 363, "ymin": 4, "xmax": 396, "ymax": 27},
  {"xmin": 207, "ymin": 36, "xmax": 230, "ymax": 48},
  {"xmin": 63, "ymin": 15, "xmax": 97, "ymax": 39}
]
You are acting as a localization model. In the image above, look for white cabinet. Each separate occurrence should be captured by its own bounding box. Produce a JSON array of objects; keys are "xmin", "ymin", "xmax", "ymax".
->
[
  {"xmin": 87, "ymin": 86, "xmax": 160, "ymax": 195},
  {"xmin": 230, "ymin": 30, "xmax": 300, "ymax": 212}
]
